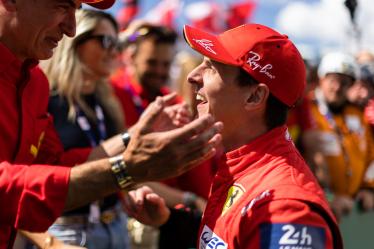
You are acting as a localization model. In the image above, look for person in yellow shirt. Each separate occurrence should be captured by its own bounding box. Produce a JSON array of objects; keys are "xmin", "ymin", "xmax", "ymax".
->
[{"xmin": 308, "ymin": 52, "xmax": 374, "ymax": 221}]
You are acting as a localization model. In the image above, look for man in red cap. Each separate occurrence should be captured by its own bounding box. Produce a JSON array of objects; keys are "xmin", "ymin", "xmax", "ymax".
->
[
  {"xmin": 0, "ymin": 1, "xmax": 223, "ymax": 248},
  {"xmin": 125, "ymin": 24, "xmax": 343, "ymax": 249}
]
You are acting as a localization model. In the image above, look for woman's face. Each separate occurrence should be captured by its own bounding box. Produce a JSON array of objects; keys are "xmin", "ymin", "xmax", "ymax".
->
[{"xmin": 77, "ymin": 18, "xmax": 118, "ymax": 80}]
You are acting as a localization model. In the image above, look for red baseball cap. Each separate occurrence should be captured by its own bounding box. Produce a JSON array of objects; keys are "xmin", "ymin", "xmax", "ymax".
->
[
  {"xmin": 83, "ymin": 0, "xmax": 115, "ymax": 9},
  {"xmin": 183, "ymin": 24, "xmax": 306, "ymax": 107}
]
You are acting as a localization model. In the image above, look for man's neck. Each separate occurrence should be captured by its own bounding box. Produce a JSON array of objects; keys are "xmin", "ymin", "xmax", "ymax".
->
[{"xmin": 222, "ymin": 123, "xmax": 268, "ymax": 152}]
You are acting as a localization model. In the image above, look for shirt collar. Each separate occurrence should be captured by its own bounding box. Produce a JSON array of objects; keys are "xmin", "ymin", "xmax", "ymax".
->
[
  {"xmin": 0, "ymin": 42, "xmax": 39, "ymax": 84},
  {"xmin": 0, "ymin": 42, "xmax": 23, "ymax": 73},
  {"xmin": 221, "ymin": 125, "xmax": 293, "ymax": 176}
]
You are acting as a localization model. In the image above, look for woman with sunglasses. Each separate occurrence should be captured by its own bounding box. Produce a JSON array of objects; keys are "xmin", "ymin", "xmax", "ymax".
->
[{"xmin": 38, "ymin": 9, "xmax": 129, "ymax": 249}]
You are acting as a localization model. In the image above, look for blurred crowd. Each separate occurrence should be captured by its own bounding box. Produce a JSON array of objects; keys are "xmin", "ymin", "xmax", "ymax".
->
[{"xmin": 14, "ymin": 7, "xmax": 374, "ymax": 249}]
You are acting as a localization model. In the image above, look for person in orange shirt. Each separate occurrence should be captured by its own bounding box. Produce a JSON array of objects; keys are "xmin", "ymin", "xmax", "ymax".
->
[{"xmin": 308, "ymin": 52, "xmax": 374, "ymax": 220}]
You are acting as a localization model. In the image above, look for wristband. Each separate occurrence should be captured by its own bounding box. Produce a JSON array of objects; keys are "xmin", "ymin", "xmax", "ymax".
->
[
  {"xmin": 109, "ymin": 155, "xmax": 134, "ymax": 190},
  {"xmin": 121, "ymin": 132, "xmax": 131, "ymax": 147}
]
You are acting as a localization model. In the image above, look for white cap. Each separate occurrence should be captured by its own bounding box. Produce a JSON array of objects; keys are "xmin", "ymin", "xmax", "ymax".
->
[{"xmin": 318, "ymin": 52, "xmax": 358, "ymax": 79}]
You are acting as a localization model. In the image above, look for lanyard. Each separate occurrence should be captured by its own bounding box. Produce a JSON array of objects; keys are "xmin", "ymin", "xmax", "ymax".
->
[
  {"xmin": 76, "ymin": 101, "xmax": 107, "ymax": 147},
  {"xmin": 315, "ymin": 88, "xmax": 352, "ymax": 179},
  {"xmin": 315, "ymin": 88, "xmax": 337, "ymax": 131}
]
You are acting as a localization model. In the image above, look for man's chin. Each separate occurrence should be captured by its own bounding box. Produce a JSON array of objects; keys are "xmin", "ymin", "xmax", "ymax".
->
[
  {"xmin": 36, "ymin": 50, "xmax": 54, "ymax": 61},
  {"xmin": 197, "ymin": 104, "xmax": 210, "ymax": 118}
]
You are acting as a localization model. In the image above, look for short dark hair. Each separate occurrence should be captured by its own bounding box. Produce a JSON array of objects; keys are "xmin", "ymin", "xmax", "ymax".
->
[
  {"xmin": 121, "ymin": 24, "xmax": 177, "ymax": 50},
  {"xmin": 236, "ymin": 68, "xmax": 289, "ymax": 130}
]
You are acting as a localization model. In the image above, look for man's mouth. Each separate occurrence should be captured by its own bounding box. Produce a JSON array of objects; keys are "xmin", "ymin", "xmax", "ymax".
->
[{"xmin": 196, "ymin": 93, "xmax": 207, "ymax": 104}]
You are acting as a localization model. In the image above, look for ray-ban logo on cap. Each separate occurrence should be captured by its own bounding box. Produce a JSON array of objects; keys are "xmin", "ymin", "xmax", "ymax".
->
[
  {"xmin": 246, "ymin": 51, "xmax": 275, "ymax": 79},
  {"xmin": 193, "ymin": 39, "xmax": 217, "ymax": 55}
]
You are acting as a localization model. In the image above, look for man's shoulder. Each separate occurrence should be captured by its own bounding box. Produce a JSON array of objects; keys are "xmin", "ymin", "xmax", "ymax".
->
[{"xmin": 30, "ymin": 66, "xmax": 49, "ymax": 86}]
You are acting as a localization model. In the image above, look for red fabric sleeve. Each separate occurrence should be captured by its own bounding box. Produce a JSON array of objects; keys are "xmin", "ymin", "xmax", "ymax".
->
[
  {"xmin": 237, "ymin": 199, "xmax": 334, "ymax": 249},
  {"xmin": 34, "ymin": 114, "xmax": 91, "ymax": 166},
  {"xmin": 0, "ymin": 161, "xmax": 70, "ymax": 231}
]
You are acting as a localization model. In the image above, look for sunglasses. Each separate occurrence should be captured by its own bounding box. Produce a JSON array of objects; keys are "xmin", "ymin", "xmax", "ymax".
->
[{"xmin": 78, "ymin": 34, "xmax": 119, "ymax": 51}]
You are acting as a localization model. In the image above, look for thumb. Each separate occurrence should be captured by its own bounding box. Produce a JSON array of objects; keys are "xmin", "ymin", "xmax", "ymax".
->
[{"xmin": 160, "ymin": 92, "xmax": 178, "ymax": 106}]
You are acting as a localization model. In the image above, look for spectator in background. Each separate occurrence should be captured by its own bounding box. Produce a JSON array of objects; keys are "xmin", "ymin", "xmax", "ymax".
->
[
  {"xmin": 356, "ymin": 50, "xmax": 374, "ymax": 65},
  {"xmin": 171, "ymin": 51, "xmax": 202, "ymax": 118},
  {"xmin": 347, "ymin": 64, "xmax": 374, "ymax": 130},
  {"xmin": 308, "ymin": 52, "xmax": 374, "ymax": 220},
  {"xmin": 38, "ymin": 9, "xmax": 128, "ymax": 249},
  {"xmin": 111, "ymin": 21, "xmax": 180, "ymax": 127}
]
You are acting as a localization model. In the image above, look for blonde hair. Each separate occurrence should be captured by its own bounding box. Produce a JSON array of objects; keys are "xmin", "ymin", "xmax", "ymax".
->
[{"xmin": 41, "ymin": 9, "xmax": 124, "ymax": 132}]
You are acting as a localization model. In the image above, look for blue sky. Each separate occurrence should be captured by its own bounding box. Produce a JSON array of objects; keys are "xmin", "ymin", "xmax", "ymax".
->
[{"xmin": 101, "ymin": 0, "xmax": 374, "ymax": 61}]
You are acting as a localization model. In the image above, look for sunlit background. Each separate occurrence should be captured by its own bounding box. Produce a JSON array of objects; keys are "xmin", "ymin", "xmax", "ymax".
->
[{"xmin": 87, "ymin": 0, "xmax": 374, "ymax": 63}]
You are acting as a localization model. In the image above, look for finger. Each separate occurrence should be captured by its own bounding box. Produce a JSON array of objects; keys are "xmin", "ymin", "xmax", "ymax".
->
[
  {"xmin": 159, "ymin": 92, "xmax": 178, "ymax": 106},
  {"xmin": 122, "ymin": 192, "xmax": 139, "ymax": 215},
  {"xmin": 175, "ymin": 106, "xmax": 192, "ymax": 123},
  {"xmin": 137, "ymin": 98, "xmax": 165, "ymax": 131},
  {"xmin": 175, "ymin": 102, "xmax": 191, "ymax": 117},
  {"xmin": 134, "ymin": 186, "xmax": 147, "ymax": 205},
  {"xmin": 181, "ymin": 122, "xmax": 223, "ymax": 152},
  {"xmin": 178, "ymin": 145, "xmax": 219, "ymax": 174},
  {"xmin": 145, "ymin": 193, "xmax": 166, "ymax": 207},
  {"xmin": 169, "ymin": 115, "xmax": 221, "ymax": 143}
]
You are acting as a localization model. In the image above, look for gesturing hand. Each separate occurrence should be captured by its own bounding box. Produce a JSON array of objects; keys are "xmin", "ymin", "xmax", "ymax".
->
[
  {"xmin": 124, "ymin": 93, "xmax": 223, "ymax": 182},
  {"xmin": 134, "ymin": 93, "xmax": 191, "ymax": 133}
]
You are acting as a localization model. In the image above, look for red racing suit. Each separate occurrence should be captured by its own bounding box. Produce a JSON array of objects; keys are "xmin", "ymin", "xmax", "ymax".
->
[
  {"xmin": 0, "ymin": 43, "xmax": 90, "ymax": 248},
  {"xmin": 198, "ymin": 126, "xmax": 342, "ymax": 249}
]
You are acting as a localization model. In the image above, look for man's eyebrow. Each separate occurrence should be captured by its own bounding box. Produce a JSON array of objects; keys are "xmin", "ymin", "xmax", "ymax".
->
[{"xmin": 204, "ymin": 57, "xmax": 213, "ymax": 66}]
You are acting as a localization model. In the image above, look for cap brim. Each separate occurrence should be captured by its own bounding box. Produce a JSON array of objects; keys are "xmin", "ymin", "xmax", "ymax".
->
[
  {"xmin": 84, "ymin": 0, "xmax": 115, "ymax": 9},
  {"xmin": 183, "ymin": 25, "xmax": 238, "ymax": 66}
]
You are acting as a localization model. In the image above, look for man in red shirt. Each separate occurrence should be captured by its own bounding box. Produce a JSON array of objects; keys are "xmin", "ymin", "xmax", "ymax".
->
[
  {"xmin": 125, "ymin": 24, "xmax": 343, "ymax": 249},
  {"xmin": 0, "ymin": 1, "xmax": 223, "ymax": 248},
  {"xmin": 111, "ymin": 22, "xmax": 180, "ymax": 127}
]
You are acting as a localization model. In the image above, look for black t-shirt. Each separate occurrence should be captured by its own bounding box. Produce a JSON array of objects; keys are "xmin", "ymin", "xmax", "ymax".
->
[{"xmin": 48, "ymin": 93, "xmax": 119, "ymax": 216}]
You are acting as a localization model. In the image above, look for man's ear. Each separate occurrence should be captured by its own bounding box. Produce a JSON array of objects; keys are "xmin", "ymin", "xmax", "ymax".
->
[
  {"xmin": 1, "ymin": 0, "xmax": 17, "ymax": 11},
  {"xmin": 245, "ymin": 83, "xmax": 269, "ymax": 110}
]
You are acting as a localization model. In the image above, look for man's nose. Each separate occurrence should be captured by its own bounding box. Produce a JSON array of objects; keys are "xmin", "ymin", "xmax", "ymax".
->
[
  {"xmin": 187, "ymin": 67, "xmax": 203, "ymax": 86},
  {"xmin": 61, "ymin": 10, "xmax": 77, "ymax": 37}
]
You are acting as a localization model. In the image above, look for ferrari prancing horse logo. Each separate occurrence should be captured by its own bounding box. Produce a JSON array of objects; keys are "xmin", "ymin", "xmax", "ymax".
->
[{"xmin": 221, "ymin": 184, "xmax": 245, "ymax": 215}]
